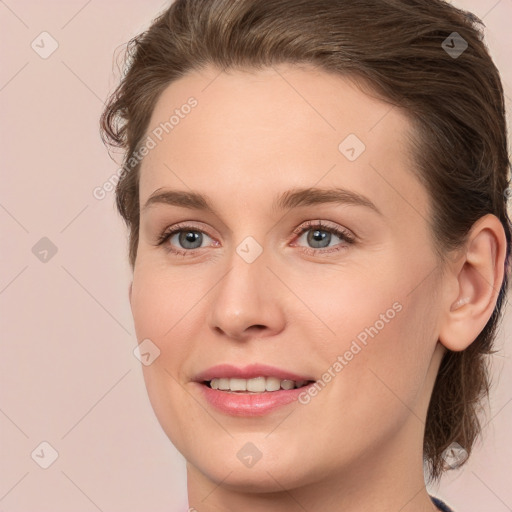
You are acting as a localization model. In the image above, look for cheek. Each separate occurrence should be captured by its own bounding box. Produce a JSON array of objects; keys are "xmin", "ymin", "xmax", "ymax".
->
[
  {"xmin": 129, "ymin": 266, "xmax": 199, "ymax": 438},
  {"xmin": 305, "ymin": 261, "xmax": 439, "ymax": 435},
  {"xmin": 299, "ymin": 260, "xmax": 404, "ymax": 358},
  {"xmin": 130, "ymin": 263, "xmax": 208, "ymax": 340},
  {"xmin": 320, "ymin": 290, "xmax": 439, "ymax": 442}
]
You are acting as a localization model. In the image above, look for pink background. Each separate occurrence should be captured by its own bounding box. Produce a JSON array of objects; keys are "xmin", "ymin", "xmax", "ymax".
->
[{"xmin": 1, "ymin": 1, "xmax": 511, "ymax": 510}]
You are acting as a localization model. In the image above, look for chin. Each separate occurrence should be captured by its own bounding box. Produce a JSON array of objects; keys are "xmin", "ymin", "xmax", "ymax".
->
[
  {"xmin": 185, "ymin": 440, "xmax": 321, "ymax": 494},
  {"xmin": 194, "ymin": 460, "xmax": 310, "ymax": 493}
]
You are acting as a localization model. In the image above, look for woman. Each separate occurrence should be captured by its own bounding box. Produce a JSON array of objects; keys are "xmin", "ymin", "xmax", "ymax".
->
[{"xmin": 100, "ymin": 1, "xmax": 511, "ymax": 510}]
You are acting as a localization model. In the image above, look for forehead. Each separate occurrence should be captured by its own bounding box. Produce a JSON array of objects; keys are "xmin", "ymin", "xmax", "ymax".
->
[{"xmin": 139, "ymin": 64, "xmax": 428, "ymax": 221}]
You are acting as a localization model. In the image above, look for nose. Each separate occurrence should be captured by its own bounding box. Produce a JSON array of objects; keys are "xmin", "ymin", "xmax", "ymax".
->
[{"xmin": 208, "ymin": 246, "xmax": 287, "ymax": 341}]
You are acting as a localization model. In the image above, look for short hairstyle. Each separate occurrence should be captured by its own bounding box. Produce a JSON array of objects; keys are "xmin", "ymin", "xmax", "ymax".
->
[{"xmin": 99, "ymin": 0, "xmax": 512, "ymax": 483}]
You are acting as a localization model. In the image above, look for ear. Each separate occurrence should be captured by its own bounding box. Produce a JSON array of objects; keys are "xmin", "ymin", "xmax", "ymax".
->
[
  {"xmin": 128, "ymin": 281, "xmax": 133, "ymax": 308},
  {"xmin": 438, "ymin": 214, "xmax": 507, "ymax": 352}
]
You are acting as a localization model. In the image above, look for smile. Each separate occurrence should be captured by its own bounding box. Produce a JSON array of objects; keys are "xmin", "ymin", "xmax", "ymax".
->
[{"xmin": 193, "ymin": 363, "xmax": 317, "ymax": 416}]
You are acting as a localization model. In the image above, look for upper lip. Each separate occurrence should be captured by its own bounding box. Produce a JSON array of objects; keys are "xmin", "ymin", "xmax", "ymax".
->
[{"xmin": 193, "ymin": 364, "xmax": 316, "ymax": 383}]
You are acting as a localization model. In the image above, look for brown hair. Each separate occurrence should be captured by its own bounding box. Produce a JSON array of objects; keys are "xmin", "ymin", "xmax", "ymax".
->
[{"xmin": 100, "ymin": 0, "xmax": 511, "ymax": 483}]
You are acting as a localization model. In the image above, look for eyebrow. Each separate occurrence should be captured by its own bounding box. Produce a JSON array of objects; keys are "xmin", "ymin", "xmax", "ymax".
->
[{"xmin": 142, "ymin": 186, "xmax": 382, "ymax": 216}]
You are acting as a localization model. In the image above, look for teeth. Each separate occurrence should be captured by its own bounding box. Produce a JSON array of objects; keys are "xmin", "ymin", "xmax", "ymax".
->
[
  {"xmin": 247, "ymin": 376, "xmax": 269, "ymax": 392},
  {"xmin": 229, "ymin": 378, "xmax": 246, "ymax": 391},
  {"xmin": 209, "ymin": 376, "xmax": 309, "ymax": 392},
  {"xmin": 262, "ymin": 377, "xmax": 280, "ymax": 391},
  {"xmin": 213, "ymin": 378, "xmax": 229, "ymax": 390},
  {"xmin": 280, "ymin": 379, "xmax": 295, "ymax": 390}
]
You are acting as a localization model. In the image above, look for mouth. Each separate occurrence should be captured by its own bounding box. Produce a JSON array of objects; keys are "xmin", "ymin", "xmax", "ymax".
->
[
  {"xmin": 193, "ymin": 364, "xmax": 317, "ymax": 415},
  {"xmin": 203, "ymin": 376, "xmax": 316, "ymax": 393},
  {"xmin": 197, "ymin": 378, "xmax": 317, "ymax": 416}
]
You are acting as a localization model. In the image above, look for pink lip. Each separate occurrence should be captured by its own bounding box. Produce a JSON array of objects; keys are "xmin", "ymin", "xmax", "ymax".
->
[
  {"xmin": 194, "ymin": 381, "xmax": 316, "ymax": 417},
  {"xmin": 192, "ymin": 363, "xmax": 317, "ymax": 417},
  {"xmin": 193, "ymin": 363, "xmax": 315, "ymax": 382}
]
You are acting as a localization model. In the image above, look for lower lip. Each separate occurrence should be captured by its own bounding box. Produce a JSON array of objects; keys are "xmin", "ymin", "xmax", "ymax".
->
[{"xmin": 195, "ymin": 382, "xmax": 315, "ymax": 416}]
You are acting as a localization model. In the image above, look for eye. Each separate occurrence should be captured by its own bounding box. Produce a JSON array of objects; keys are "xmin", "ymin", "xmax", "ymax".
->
[
  {"xmin": 155, "ymin": 220, "xmax": 355, "ymax": 257},
  {"xmin": 156, "ymin": 223, "xmax": 216, "ymax": 256},
  {"xmin": 291, "ymin": 220, "xmax": 355, "ymax": 255}
]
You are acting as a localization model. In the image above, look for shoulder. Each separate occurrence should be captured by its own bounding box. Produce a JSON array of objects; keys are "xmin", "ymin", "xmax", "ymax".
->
[{"xmin": 430, "ymin": 494, "xmax": 456, "ymax": 512}]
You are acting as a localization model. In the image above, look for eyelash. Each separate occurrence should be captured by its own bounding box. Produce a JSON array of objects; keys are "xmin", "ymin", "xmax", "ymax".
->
[{"xmin": 155, "ymin": 220, "xmax": 356, "ymax": 257}]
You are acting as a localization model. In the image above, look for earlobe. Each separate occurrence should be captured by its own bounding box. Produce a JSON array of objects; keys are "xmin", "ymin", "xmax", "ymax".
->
[
  {"xmin": 438, "ymin": 214, "xmax": 507, "ymax": 352},
  {"xmin": 128, "ymin": 282, "xmax": 133, "ymax": 307}
]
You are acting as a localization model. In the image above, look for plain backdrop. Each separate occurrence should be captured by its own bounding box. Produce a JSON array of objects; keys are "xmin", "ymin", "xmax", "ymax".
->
[{"xmin": 1, "ymin": 1, "xmax": 511, "ymax": 511}]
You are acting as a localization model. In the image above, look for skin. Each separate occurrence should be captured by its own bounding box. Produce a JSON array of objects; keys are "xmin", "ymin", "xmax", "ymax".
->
[{"xmin": 128, "ymin": 63, "xmax": 506, "ymax": 512}]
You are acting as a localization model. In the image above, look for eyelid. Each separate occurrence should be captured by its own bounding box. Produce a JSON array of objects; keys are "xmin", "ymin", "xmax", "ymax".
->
[{"xmin": 291, "ymin": 219, "xmax": 355, "ymax": 241}]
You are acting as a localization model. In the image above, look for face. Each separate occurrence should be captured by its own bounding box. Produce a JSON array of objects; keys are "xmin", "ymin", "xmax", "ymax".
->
[{"xmin": 129, "ymin": 64, "xmax": 447, "ymax": 492}]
